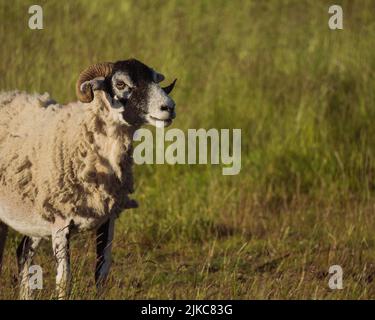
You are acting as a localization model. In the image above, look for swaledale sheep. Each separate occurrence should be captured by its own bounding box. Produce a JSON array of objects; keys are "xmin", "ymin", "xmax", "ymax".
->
[{"xmin": 0, "ymin": 59, "xmax": 177, "ymax": 299}]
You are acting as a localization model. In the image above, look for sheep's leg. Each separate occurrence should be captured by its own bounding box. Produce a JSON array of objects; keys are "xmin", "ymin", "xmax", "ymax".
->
[
  {"xmin": 0, "ymin": 222, "xmax": 8, "ymax": 275},
  {"xmin": 95, "ymin": 215, "xmax": 115, "ymax": 292},
  {"xmin": 17, "ymin": 236, "xmax": 41, "ymax": 300},
  {"xmin": 52, "ymin": 223, "xmax": 72, "ymax": 300}
]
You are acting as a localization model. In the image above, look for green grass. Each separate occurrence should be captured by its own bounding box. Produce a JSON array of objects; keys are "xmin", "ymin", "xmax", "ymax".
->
[{"xmin": 1, "ymin": 0, "xmax": 375, "ymax": 299}]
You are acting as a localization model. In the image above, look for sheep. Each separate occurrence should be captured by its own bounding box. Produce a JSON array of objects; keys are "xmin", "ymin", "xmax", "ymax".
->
[{"xmin": 0, "ymin": 59, "xmax": 177, "ymax": 299}]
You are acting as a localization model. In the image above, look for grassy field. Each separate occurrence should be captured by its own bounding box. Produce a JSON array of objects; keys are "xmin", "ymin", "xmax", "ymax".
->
[{"xmin": 1, "ymin": 0, "xmax": 375, "ymax": 299}]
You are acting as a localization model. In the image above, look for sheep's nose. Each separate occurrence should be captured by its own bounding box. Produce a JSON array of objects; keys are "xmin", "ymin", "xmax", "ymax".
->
[{"xmin": 160, "ymin": 104, "xmax": 175, "ymax": 112}]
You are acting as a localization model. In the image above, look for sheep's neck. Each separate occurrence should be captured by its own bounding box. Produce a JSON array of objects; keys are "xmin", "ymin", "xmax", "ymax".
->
[{"xmin": 79, "ymin": 105, "xmax": 136, "ymax": 184}]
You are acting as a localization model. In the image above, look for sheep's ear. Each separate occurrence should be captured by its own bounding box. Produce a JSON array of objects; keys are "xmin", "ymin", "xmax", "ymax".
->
[
  {"xmin": 79, "ymin": 77, "xmax": 106, "ymax": 95},
  {"xmin": 93, "ymin": 90, "xmax": 114, "ymax": 110},
  {"xmin": 152, "ymin": 69, "xmax": 165, "ymax": 83}
]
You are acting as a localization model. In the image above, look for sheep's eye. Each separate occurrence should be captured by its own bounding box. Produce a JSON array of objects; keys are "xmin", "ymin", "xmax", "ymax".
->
[{"xmin": 116, "ymin": 81, "xmax": 126, "ymax": 90}]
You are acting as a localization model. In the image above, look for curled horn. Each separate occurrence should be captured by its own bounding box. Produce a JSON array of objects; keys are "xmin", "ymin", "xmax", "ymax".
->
[
  {"xmin": 76, "ymin": 62, "xmax": 114, "ymax": 103},
  {"xmin": 162, "ymin": 79, "xmax": 177, "ymax": 94}
]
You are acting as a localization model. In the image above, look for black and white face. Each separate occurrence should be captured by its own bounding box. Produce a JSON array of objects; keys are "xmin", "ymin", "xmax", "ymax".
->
[{"xmin": 106, "ymin": 59, "xmax": 176, "ymax": 127}]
